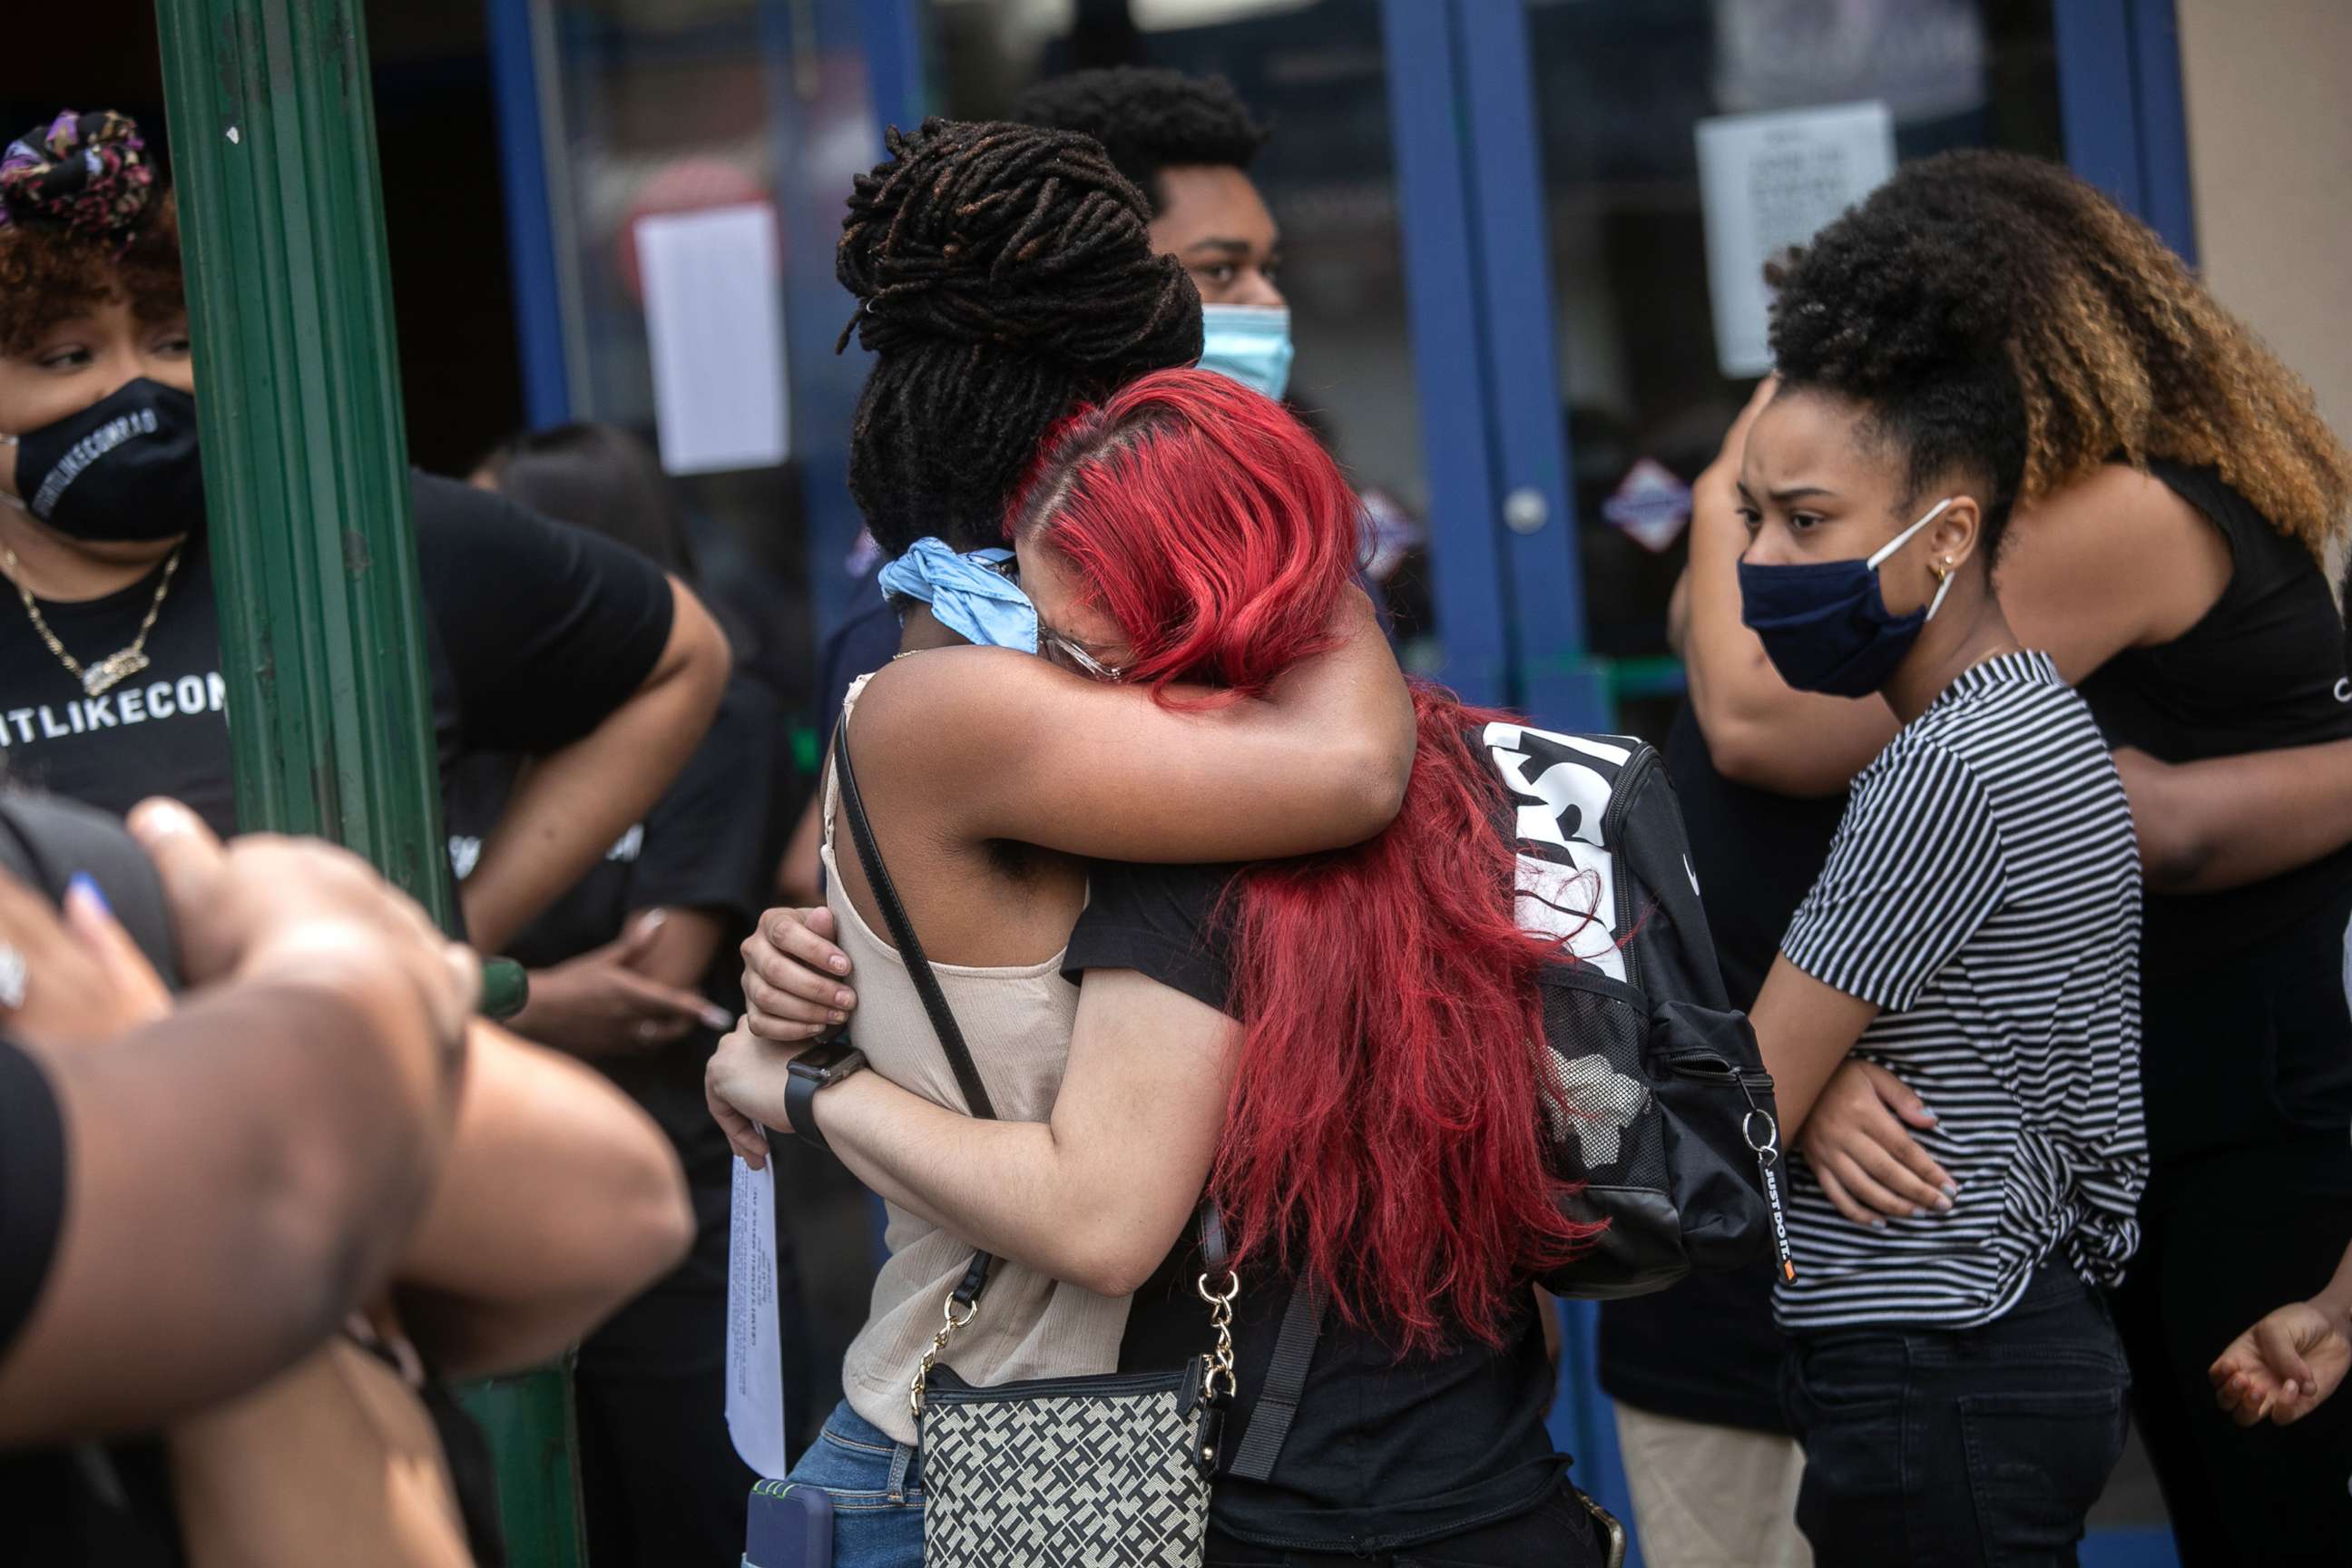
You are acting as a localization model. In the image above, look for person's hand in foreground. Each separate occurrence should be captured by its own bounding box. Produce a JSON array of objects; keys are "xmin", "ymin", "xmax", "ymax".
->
[{"xmin": 2210, "ymin": 1242, "xmax": 2352, "ymax": 1427}]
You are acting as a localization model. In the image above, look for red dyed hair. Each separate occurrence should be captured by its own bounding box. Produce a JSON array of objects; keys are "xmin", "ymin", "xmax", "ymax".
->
[{"xmin": 1009, "ymin": 370, "xmax": 1601, "ymax": 1352}]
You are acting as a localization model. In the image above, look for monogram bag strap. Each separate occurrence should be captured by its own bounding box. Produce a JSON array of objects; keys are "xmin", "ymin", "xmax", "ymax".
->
[
  {"xmin": 832, "ymin": 722, "xmax": 998, "ymax": 1308},
  {"xmin": 1197, "ymin": 1204, "xmax": 1315, "ymax": 1480}
]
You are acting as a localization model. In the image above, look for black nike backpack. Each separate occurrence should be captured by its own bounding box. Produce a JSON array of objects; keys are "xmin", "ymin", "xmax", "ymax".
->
[{"xmin": 1474, "ymin": 720, "xmax": 1793, "ymax": 1298}]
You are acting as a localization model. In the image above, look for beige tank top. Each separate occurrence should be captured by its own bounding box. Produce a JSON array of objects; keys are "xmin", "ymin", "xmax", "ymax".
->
[{"xmin": 824, "ymin": 674, "xmax": 1128, "ymax": 1446}]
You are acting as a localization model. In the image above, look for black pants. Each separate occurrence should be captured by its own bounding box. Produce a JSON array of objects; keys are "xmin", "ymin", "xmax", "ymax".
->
[
  {"xmin": 2109, "ymin": 1138, "xmax": 2352, "ymax": 1566},
  {"xmin": 574, "ymin": 1281, "xmax": 757, "ymax": 1568},
  {"xmin": 1782, "ymin": 1269, "xmax": 2130, "ymax": 1568},
  {"xmin": 1203, "ymin": 1476, "xmax": 1610, "ymax": 1567}
]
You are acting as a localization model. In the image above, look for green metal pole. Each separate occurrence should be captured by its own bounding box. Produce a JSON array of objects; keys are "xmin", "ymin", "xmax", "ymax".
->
[
  {"xmin": 152, "ymin": 0, "xmax": 446, "ymax": 901},
  {"xmin": 152, "ymin": 4, "xmax": 579, "ymax": 1563}
]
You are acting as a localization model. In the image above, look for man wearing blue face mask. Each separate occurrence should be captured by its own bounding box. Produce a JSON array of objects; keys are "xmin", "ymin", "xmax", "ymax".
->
[{"xmin": 1012, "ymin": 68, "xmax": 1293, "ymax": 400}]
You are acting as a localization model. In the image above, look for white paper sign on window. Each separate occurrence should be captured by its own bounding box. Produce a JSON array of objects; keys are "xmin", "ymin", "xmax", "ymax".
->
[
  {"xmin": 1695, "ymin": 102, "xmax": 1896, "ymax": 378},
  {"xmin": 635, "ymin": 202, "xmax": 789, "ymax": 475}
]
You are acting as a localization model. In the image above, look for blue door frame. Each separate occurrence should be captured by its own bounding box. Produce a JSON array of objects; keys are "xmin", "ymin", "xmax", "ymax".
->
[
  {"xmin": 1376, "ymin": 4, "xmax": 2194, "ymax": 1565},
  {"xmin": 486, "ymin": 3, "xmax": 2194, "ymax": 1563}
]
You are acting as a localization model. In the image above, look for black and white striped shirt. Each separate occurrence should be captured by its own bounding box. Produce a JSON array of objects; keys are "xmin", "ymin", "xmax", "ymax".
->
[{"xmin": 1774, "ymin": 651, "xmax": 2147, "ymax": 1331}]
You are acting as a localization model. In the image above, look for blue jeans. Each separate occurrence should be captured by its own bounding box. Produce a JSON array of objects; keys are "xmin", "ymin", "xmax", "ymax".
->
[
  {"xmin": 1781, "ymin": 1269, "xmax": 2131, "ymax": 1568},
  {"xmin": 782, "ymin": 1401, "xmax": 925, "ymax": 1568}
]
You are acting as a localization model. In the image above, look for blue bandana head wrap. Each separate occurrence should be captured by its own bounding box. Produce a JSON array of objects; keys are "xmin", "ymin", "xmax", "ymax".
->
[{"xmin": 875, "ymin": 537, "xmax": 1038, "ymax": 652}]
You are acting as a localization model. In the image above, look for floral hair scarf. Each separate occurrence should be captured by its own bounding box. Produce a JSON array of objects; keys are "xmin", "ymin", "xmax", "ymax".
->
[{"xmin": 0, "ymin": 110, "xmax": 155, "ymax": 241}]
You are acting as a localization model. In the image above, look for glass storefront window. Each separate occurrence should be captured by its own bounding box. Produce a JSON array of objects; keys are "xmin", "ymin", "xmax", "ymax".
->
[
  {"xmin": 535, "ymin": 0, "xmax": 840, "ymax": 709},
  {"xmin": 1525, "ymin": 0, "xmax": 2063, "ymax": 738}
]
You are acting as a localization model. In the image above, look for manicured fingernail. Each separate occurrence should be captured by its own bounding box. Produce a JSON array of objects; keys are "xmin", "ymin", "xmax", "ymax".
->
[
  {"xmin": 131, "ymin": 799, "xmax": 197, "ymax": 839},
  {"xmin": 701, "ymin": 1004, "xmax": 734, "ymax": 1031},
  {"xmin": 66, "ymin": 873, "xmax": 112, "ymax": 916},
  {"xmin": 1870, "ymin": 1219, "xmax": 1886, "ymax": 1230},
  {"xmin": 1933, "ymin": 1195, "xmax": 1954, "ymax": 1212},
  {"xmin": 828, "ymin": 955, "xmax": 850, "ymax": 974},
  {"xmin": 828, "ymin": 1010, "xmax": 847, "ymax": 1024},
  {"xmin": 835, "ymin": 989, "xmax": 855, "ymax": 1009},
  {"xmin": 1941, "ymin": 1181, "xmax": 1958, "ymax": 1197}
]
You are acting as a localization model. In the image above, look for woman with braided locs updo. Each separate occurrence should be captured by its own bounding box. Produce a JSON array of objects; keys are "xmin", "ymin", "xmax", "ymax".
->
[
  {"xmin": 0, "ymin": 110, "xmax": 730, "ymax": 956},
  {"xmin": 1678, "ymin": 152, "xmax": 2352, "ymax": 1563},
  {"xmin": 710, "ymin": 119, "xmax": 1415, "ymax": 1566}
]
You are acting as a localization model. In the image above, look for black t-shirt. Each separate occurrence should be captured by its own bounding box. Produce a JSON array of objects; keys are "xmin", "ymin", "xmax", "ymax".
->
[
  {"xmin": 0, "ymin": 471, "xmax": 675, "ymax": 838},
  {"xmin": 1595, "ymin": 701, "xmax": 1844, "ymax": 1433},
  {"xmin": 443, "ymin": 671, "xmax": 782, "ymax": 1280},
  {"xmin": 1064, "ymin": 860, "xmax": 1565, "ymax": 1555},
  {"xmin": 2078, "ymin": 462, "xmax": 2352, "ymax": 1166}
]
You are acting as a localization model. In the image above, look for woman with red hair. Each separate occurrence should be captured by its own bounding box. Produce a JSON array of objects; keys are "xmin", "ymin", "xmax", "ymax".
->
[{"xmin": 712, "ymin": 368, "xmax": 1612, "ymax": 1565}]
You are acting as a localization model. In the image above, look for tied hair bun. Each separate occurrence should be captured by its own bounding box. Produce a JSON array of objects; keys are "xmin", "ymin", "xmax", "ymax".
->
[
  {"xmin": 1766, "ymin": 170, "xmax": 2029, "ymax": 400},
  {"xmin": 0, "ymin": 110, "xmax": 155, "ymax": 240},
  {"xmin": 835, "ymin": 118, "xmax": 1199, "ymax": 380}
]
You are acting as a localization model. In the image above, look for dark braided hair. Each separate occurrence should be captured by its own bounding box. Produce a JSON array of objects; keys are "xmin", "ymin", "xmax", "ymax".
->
[
  {"xmin": 837, "ymin": 118, "xmax": 1202, "ymax": 555},
  {"xmin": 1769, "ymin": 151, "xmax": 2349, "ymax": 569},
  {"xmin": 1010, "ymin": 68, "xmax": 1270, "ymax": 217}
]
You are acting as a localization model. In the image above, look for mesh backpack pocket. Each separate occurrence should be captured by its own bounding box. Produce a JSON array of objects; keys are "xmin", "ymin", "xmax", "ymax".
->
[{"xmin": 1533, "ymin": 963, "xmax": 1781, "ymax": 1298}]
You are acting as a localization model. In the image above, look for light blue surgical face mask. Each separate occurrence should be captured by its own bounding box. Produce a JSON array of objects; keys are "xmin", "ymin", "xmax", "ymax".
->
[
  {"xmin": 875, "ymin": 538, "xmax": 1038, "ymax": 652},
  {"xmin": 1197, "ymin": 303, "xmax": 1295, "ymax": 402}
]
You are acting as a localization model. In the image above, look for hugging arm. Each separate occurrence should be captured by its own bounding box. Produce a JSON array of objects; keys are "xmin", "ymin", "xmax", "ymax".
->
[
  {"xmin": 2114, "ymin": 740, "xmax": 2352, "ymax": 895},
  {"xmin": 853, "ymin": 588, "xmax": 1413, "ymax": 862},
  {"xmin": 710, "ymin": 967, "xmax": 1232, "ymax": 1298}
]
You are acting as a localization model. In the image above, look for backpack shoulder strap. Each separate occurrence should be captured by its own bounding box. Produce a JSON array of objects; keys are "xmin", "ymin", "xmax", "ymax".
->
[{"xmin": 1224, "ymin": 1278, "xmax": 1325, "ymax": 1482}]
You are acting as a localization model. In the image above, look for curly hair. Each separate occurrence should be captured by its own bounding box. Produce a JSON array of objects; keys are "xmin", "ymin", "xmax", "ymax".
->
[
  {"xmin": 836, "ymin": 118, "xmax": 1201, "ymax": 555},
  {"xmin": 1009, "ymin": 68, "xmax": 1269, "ymax": 218},
  {"xmin": 1768, "ymin": 151, "xmax": 2351, "ymax": 573},
  {"xmin": 0, "ymin": 190, "xmax": 184, "ymax": 358}
]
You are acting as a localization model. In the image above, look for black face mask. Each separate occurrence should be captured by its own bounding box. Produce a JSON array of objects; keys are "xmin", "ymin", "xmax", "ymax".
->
[{"xmin": 2, "ymin": 377, "xmax": 205, "ymax": 543}]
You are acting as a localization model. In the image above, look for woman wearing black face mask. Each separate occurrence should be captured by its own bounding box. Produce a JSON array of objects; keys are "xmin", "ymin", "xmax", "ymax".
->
[
  {"xmin": 1730, "ymin": 364, "xmax": 2150, "ymax": 1567},
  {"xmin": 1667, "ymin": 153, "xmax": 2352, "ymax": 1566},
  {"xmin": 0, "ymin": 110, "xmax": 731, "ymax": 955}
]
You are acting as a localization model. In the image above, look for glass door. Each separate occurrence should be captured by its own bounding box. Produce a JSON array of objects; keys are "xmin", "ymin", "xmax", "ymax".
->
[
  {"xmin": 1506, "ymin": 3, "xmax": 2181, "ymax": 1558},
  {"xmin": 1523, "ymin": 0, "xmax": 2069, "ymax": 743}
]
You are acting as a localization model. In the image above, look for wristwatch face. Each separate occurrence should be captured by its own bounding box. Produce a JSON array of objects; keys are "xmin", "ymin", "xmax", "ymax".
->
[{"xmin": 794, "ymin": 1043, "xmax": 855, "ymax": 1082}]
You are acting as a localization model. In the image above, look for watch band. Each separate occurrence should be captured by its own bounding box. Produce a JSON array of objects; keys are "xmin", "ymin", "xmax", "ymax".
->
[{"xmin": 786, "ymin": 1046, "xmax": 866, "ymax": 1152}]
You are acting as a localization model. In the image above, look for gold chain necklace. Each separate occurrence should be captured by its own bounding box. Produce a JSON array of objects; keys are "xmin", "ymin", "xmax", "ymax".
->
[{"xmin": 3, "ymin": 543, "xmax": 185, "ymax": 698}]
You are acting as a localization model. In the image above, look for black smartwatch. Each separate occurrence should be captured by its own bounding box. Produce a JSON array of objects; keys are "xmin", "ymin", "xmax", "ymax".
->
[{"xmin": 784, "ymin": 1043, "xmax": 867, "ymax": 1152}]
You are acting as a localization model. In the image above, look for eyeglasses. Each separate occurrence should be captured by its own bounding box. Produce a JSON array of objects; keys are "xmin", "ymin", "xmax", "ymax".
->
[{"xmin": 1043, "ymin": 632, "xmax": 1125, "ymax": 683}]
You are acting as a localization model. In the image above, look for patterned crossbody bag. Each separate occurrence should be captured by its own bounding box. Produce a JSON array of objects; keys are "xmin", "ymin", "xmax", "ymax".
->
[{"xmin": 831, "ymin": 726, "xmax": 1235, "ymax": 1567}]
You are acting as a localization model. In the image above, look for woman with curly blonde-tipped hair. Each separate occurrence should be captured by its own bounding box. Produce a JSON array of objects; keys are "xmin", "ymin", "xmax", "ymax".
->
[{"xmin": 1673, "ymin": 149, "xmax": 2352, "ymax": 1565}]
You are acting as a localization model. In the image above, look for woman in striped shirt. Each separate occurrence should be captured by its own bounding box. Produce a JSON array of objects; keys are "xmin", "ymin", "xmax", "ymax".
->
[{"xmin": 1734, "ymin": 348, "xmax": 2148, "ymax": 1562}]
